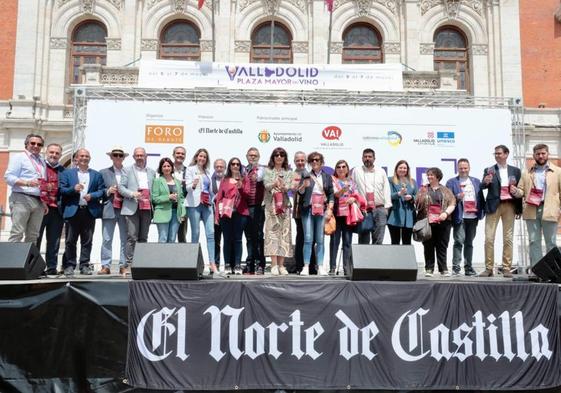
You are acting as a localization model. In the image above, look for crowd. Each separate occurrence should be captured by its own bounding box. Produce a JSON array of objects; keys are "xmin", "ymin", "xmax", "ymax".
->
[{"xmin": 4, "ymin": 134, "xmax": 561, "ymax": 279}]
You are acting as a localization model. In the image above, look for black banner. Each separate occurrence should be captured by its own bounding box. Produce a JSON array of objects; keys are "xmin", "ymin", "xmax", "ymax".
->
[{"xmin": 126, "ymin": 281, "xmax": 561, "ymax": 390}]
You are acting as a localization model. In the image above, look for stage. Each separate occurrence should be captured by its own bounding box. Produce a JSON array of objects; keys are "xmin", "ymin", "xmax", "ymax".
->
[{"xmin": 1, "ymin": 276, "xmax": 560, "ymax": 392}]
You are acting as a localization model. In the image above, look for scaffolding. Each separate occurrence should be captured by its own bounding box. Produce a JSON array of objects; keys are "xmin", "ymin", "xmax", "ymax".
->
[{"xmin": 72, "ymin": 86, "xmax": 527, "ymax": 268}]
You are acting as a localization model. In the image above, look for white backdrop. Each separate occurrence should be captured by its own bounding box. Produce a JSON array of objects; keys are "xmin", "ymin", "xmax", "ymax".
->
[{"xmin": 84, "ymin": 99, "xmax": 516, "ymax": 269}]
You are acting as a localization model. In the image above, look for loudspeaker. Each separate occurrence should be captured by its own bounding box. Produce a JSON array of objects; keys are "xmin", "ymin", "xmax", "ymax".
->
[
  {"xmin": 132, "ymin": 243, "xmax": 204, "ymax": 280},
  {"xmin": 532, "ymin": 247, "xmax": 561, "ymax": 283},
  {"xmin": 349, "ymin": 244, "xmax": 418, "ymax": 281},
  {"xmin": 0, "ymin": 242, "xmax": 46, "ymax": 280}
]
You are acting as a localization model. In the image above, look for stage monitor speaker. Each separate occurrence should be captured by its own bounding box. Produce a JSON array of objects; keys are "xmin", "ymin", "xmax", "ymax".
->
[
  {"xmin": 132, "ymin": 243, "xmax": 204, "ymax": 280},
  {"xmin": 0, "ymin": 242, "xmax": 46, "ymax": 280},
  {"xmin": 349, "ymin": 244, "xmax": 418, "ymax": 281},
  {"xmin": 532, "ymin": 247, "xmax": 561, "ymax": 283}
]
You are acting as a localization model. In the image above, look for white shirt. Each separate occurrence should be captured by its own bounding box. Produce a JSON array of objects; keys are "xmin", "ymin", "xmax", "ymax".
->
[
  {"xmin": 174, "ymin": 164, "xmax": 185, "ymax": 181},
  {"xmin": 460, "ymin": 177, "xmax": 477, "ymax": 219},
  {"xmin": 351, "ymin": 165, "xmax": 392, "ymax": 208},
  {"xmin": 113, "ymin": 166, "xmax": 122, "ymax": 184},
  {"xmin": 77, "ymin": 169, "xmax": 90, "ymax": 206},
  {"xmin": 311, "ymin": 170, "xmax": 324, "ymax": 194},
  {"xmin": 135, "ymin": 165, "xmax": 149, "ymax": 189},
  {"xmin": 498, "ymin": 164, "xmax": 509, "ymax": 188}
]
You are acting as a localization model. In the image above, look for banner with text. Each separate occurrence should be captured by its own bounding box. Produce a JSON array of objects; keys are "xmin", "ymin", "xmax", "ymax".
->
[
  {"xmin": 138, "ymin": 60, "xmax": 404, "ymax": 91},
  {"xmin": 126, "ymin": 281, "xmax": 561, "ymax": 390}
]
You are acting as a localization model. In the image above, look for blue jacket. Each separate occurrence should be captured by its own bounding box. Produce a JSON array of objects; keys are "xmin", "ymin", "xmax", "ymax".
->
[
  {"xmin": 445, "ymin": 176, "xmax": 485, "ymax": 224},
  {"xmin": 59, "ymin": 168, "xmax": 106, "ymax": 219},
  {"xmin": 387, "ymin": 178, "xmax": 417, "ymax": 228}
]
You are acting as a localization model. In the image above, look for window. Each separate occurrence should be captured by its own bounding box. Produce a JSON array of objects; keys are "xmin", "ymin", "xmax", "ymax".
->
[
  {"xmin": 342, "ymin": 23, "xmax": 383, "ymax": 64},
  {"xmin": 433, "ymin": 26, "xmax": 469, "ymax": 91},
  {"xmin": 69, "ymin": 20, "xmax": 107, "ymax": 85},
  {"xmin": 250, "ymin": 22, "xmax": 292, "ymax": 63},
  {"xmin": 159, "ymin": 20, "xmax": 201, "ymax": 61}
]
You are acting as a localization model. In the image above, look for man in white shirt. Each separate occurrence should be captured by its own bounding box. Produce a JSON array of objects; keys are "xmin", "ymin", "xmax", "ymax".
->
[
  {"xmin": 351, "ymin": 148, "xmax": 392, "ymax": 245},
  {"xmin": 172, "ymin": 146, "xmax": 188, "ymax": 243},
  {"xmin": 118, "ymin": 147, "xmax": 156, "ymax": 272},
  {"xmin": 4, "ymin": 134, "xmax": 47, "ymax": 244}
]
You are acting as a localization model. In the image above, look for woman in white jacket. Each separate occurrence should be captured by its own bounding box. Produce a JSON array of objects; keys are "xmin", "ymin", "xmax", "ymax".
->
[{"xmin": 185, "ymin": 148, "xmax": 217, "ymax": 274}]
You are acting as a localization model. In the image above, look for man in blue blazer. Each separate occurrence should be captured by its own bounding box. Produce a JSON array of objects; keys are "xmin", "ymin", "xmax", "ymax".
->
[
  {"xmin": 445, "ymin": 158, "xmax": 485, "ymax": 276},
  {"xmin": 59, "ymin": 148, "xmax": 105, "ymax": 277},
  {"xmin": 479, "ymin": 145, "xmax": 522, "ymax": 278}
]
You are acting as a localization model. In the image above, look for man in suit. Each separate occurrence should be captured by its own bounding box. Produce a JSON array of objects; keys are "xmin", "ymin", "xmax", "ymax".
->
[
  {"xmin": 211, "ymin": 158, "xmax": 226, "ymax": 270},
  {"xmin": 119, "ymin": 147, "xmax": 156, "ymax": 273},
  {"xmin": 59, "ymin": 148, "xmax": 105, "ymax": 277},
  {"xmin": 99, "ymin": 146, "xmax": 129, "ymax": 275},
  {"xmin": 480, "ymin": 145, "xmax": 522, "ymax": 278},
  {"xmin": 445, "ymin": 158, "xmax": 485, "ymax": 277}
]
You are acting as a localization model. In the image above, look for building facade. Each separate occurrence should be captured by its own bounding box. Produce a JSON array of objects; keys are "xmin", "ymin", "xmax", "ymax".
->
[{"xmin": 0, "ymin": 0, "xmax": 536, "ymax": 228}]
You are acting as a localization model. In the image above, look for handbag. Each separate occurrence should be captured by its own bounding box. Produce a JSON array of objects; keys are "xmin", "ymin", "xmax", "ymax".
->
[
  {"xmin": 412, "ymin": 217, "xmax": 432, "ymax": 242},
  {"xmin": 324, "ymin": 215, "xmax": 336, "ymax": 235},
  {"xmin": 355, "ymin": 211, "xmax": 374, "ymax": 233}
]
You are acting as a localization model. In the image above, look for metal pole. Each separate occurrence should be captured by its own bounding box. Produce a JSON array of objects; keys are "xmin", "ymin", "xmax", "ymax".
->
[
  {"xmin": 327, "ymin": 10, "xmax": 333, "ymax": 64},
  {"xmin": 269, "ymin": 14, "xmax": 275, "ymax": 62},
  {"xmin": 211, "ymin": 0, "xmax": 216, "ymax": 61}
]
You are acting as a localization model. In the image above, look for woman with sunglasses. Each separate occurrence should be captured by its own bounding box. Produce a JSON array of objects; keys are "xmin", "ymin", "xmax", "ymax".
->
[
  {"xmin": 387, "ymin": 160, "xmax": 418, "ymax": 245},
  {"xmin": 214, "ymin": 158, "xmax": 249, "ymax": 275},
  {"xmin": 299, "ymin": 152, "xmax": 334, "ymax": 276},
  {"xmin": 152, "ymin": 157, "xmax": 186, "ymax": 243},
  {"xmin": 185, "ymin": 148, "xmax": 218, "ymax": 274},
  {"xmin": 329, "ymin": 159, "xmax": 361, "ymax": 275},
  {"xmin": 263, "ymin": 147, "xmax": 295, "ymax": 275}
]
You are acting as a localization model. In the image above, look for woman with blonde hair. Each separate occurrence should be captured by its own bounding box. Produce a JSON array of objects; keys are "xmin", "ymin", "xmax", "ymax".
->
[{"xmin": 387, "ymin": 160, "xmax": 418, "ymax": 245}]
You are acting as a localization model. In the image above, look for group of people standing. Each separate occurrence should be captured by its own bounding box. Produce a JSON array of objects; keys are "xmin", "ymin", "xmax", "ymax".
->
[{"xmin": 4, "ymin": 134, "xmax": 561, "ymax": 279}]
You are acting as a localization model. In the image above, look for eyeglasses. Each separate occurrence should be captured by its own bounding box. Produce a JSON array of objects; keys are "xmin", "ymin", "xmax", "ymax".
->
[
  {"xmin": 231, "ymin": 163, "xmax": 241, "ymax": 167},
  {"xmin": 29, "ymin": 142, "xmax": 43, "ymax": 147},
  {"xmin": 274, "ymin": 153, "xmax": 286, "ymax": 158},
  {"xmin": 336, "ymin": 165, "xmax": 347, "ymax": 169},
  {"xmin": 112, "ymin": 153, "xmax": 124, "ymax": 158},
  {"xmin": 310, "ymin": 158, "xmax": 321, "ymax": 162}
]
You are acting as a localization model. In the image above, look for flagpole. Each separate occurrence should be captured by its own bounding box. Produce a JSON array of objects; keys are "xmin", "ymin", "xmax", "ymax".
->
[
  {"xmin": 211, "ymin": 0, "xmax": 216, "ymax": 61},
  {"xmin": 327, "ymin": 10, "xmax": 333, "ymax": 64}
]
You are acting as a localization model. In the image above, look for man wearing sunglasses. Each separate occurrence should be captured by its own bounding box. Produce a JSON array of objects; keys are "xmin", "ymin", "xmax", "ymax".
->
[
  {"xmin": 99, "ymin": 146, "xmax": 129, "ymax": 275},
  {"xmin": 4, "ymin": 134, "xmax": 48, "ymax": 244}
]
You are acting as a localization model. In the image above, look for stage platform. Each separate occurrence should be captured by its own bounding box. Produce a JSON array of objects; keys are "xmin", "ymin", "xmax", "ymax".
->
[{"xmin": 1, "ymin": 275, "xmax": 560, "ymax": 392}]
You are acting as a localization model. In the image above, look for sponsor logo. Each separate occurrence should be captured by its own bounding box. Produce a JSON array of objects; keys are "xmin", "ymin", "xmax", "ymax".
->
[
  {"xmin": 436, "ymin": 131, "xmax": 455, "ymax": 145},
  {"xmin": 224, "ymin": 65, "xmax": 320, "ymax": 86},
  {"xmin": 362, "ymin": 131, "xmax": 403, "ymax": 147},
  {"xmin": 322, "ymin": 126, "xmax": 342, "ymax": 140},
  {"xmin": 145, "ymin": 125, "xmax": 184, "ymax": 144},
  {"xmin": 258, "ymin": 130, "xmax": 271, "ymax": 143},
  {"xmin": 198, "ymin": 127, "xmax": 243, "ymax": 135}
]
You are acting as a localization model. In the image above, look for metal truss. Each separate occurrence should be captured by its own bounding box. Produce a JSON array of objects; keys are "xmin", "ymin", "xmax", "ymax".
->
[{"xmin": 72, "ymin": 86, "xmax": 528, "ymax": 268}]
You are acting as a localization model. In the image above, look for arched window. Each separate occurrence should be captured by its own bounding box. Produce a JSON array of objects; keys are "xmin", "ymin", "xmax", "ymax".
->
[
  {"xmin": 70, "ymin": 20, "xmax": 107, "ymax": 84},
  {"xmin": 342, "ymin": 23, "xmax": 383, "ymax": 64},
  {"xmin": 250, "ymin": 22, "xmax": 292, "ymax": 63},
  {"xmin": 433, "ymin": 26, "xmax": 469, "ymax": 91},
  {"xmin": 159, "ymin": 20, "xmax": 201, "ymax": 61}
]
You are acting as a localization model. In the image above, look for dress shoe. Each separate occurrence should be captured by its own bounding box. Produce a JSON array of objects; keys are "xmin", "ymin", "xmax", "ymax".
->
[
  {"xmin": 45, "ymin": 268, "xmax": 58, "ymax": 276},
  {"xmin": 478, "ymin": 269, "xmax": 494, "ymax": 277},
  {"xmin": 119, "ymin": 266, "xmax": 130, "ymax": 276},
  {"xmin": 98, "ymin": 266, "xmax": 111, "ymax": 275},
  {"xmin": 503, "ymin": 271, "xmax": 513, "ymax": 278}
]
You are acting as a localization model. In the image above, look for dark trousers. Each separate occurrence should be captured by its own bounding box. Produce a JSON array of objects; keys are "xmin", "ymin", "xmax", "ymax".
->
[
  {"xmin": 64, "ymin": 208, "xmax": 95, "ymax": 269},
  {"xmin": 423, "ymin": 221, "xmax": 452, "ymax": 273},
  {"xmin": 177, "ymin": 219, "xmax": 188, "ymax": 243},
  {"xmin": 220, "ymin": 213, "xmax": 247, "ymax": 270},
  {"xmin": 214, "ymin": 223, "xmax": 222, "ymax": 264},
  {"xmin": 358, "ymin": 207, "xmax": 387, "ymax": 245},
  {"xmin": 125, "ymin": 209, "xmax": 152, "ymax": 265},
  {"xmin": 294, "ymin": 217, "xmax": 316, "ymax": 273},
  {"xmin": 329, "ymin": 216, "xmax": 353, "ymax": 273},
  {"xmin": 37, "ymin": 206, "xmax": 64, "ymax": 270},
  {"xmin": 452, "ymin": 218, "xmax": 478, "ymax": 271},
  {"xmin": 244, "ymin": 205, "xmax": 265, "ymax": 272},
  {"xmin": 388, "ymin": 224, "xmax": 413, "ymax": 245}
]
